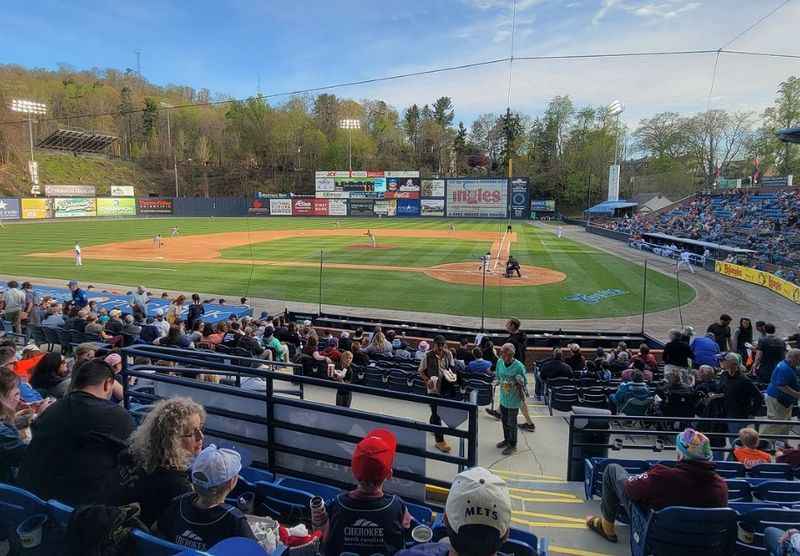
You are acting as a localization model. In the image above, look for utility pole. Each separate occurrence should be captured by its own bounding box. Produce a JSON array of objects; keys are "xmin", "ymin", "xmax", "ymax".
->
[{"xmin": 161, "ymin": 102, "xmax": 179, "ymax": 197}]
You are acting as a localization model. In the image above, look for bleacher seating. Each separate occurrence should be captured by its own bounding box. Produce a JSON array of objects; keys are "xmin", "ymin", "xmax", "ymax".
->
[{"xmin": 629, "ymin": 503, "xmax": 738, "ymax": 556}]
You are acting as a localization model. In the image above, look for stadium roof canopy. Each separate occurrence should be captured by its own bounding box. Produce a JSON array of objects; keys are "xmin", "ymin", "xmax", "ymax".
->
[
  {"xmin": 585, "ymin": 200, "xmax": 638, "ymax": 214},
  {"xmin": 643, "ymin": 232, "xmax": 755, "ymax": 254},
  {"xmin": 777, "ymin": 127, "xmax": 800, "ymax": 144},
  {"xmin": 38, "ymin": 128, "xmax": 118, "ymax": 154}
]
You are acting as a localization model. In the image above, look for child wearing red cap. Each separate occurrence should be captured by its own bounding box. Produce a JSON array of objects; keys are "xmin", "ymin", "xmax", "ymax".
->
[{"xmin": 322, "ymin": 429, "xmax": 412, "ymax": 556}]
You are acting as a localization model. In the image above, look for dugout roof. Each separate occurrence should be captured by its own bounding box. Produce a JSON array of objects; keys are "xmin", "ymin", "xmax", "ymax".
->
[{"xmin": 585, "ymin": 200, "xmax": 638, "ymax": 215}]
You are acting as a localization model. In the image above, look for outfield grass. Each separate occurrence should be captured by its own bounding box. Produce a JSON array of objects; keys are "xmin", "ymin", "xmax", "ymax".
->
[{"xmin": 0, "ymin": 217, "xmax": 694, "ymax": 319}]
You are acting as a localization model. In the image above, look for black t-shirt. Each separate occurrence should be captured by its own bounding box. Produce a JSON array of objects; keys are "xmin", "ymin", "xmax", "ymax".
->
[
  {"xmin": 757, "ymin": 336, "xmax": 786, "ymax": 382},
  {"xmin": 157, "ymin": 492, "xmax": 255, "ymax": 551},
  {"xmin": 538, "ymin": 358, "xmax": 573, "ymax": 381},
  {"xmin": 707, "ymin": 323, "xmax": 731, "ymax": 350},
  {"xmin": 106, "ymin": 319, "xmax": 124, "ymax": 335},
  {"xmin": 454, "ymin": 347, "xmax": 474, "ymax": 363},
  {"xmin": 222, "ymin": 332, "xmax": 241, "ymax": 348},
  {"xmin": 18, "ymin": 391, "xmax": 135, "ymax": 506},
  {"xmin": 339, "ymin": 337, "xmax": 353, "ymax": 352},
  {"xmin": 325, "ymin": 491, "xmax": 408, "ymax": 556},
  {"xmin": 663, "ymin": 340, "xmax": 693, "ymax": 367},
  {"xmin": 503, "ymin": 331, "xmax": 528, "ymax": 363},
  {"xmin": 187, "ymin": 304, "xmax": 205, "ymax": 326},
  {"xmin": 111, "ymin": 452, "xmax": 192, "ymax": 526}
]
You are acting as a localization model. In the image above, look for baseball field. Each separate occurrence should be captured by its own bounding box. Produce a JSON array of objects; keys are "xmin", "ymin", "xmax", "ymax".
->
[{"xmin": 1, "ymin": 217, "xmax": 694, "ymax": 320}]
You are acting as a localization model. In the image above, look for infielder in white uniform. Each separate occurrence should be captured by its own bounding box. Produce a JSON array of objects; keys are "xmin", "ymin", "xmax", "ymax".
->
[
  {"xmin": 366, "ymin": 229, "xmax": 376, "ymax": 248},
  {"xmin": 170, "ymin": 226, "xmax": 179, "ymax": 237},
  {"xmin": 153, "ymin": 234, "xmax": 162, "ymax": 248},
  {"xmin": 478, "ymin": 252, "xmax": 491, "ymax": 272},
  {"xmin": 74, "ymin": 243, "xmax": 82, "ymax": 266},
  {"xmin": 677, "ymin": 251, "xmax": 695, "ymax": 273},
  {"xmin": 557, "ymin": 225, "xmax": 563, "ymax": 239}
]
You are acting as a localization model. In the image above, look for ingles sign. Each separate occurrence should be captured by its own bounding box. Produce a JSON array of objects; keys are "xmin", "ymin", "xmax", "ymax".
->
[
  {"xmin": 446, "ymin": 178, "xmax": 508, "ymax": 218},
  {"xmin": 716, "ymin": 261, "xmax": 800, "ymax": 304}
]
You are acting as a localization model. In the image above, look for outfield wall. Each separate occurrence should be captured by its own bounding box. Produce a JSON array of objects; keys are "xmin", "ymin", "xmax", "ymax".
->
[{"xmin": 0, "ymin": 178, "xmax": 536, "ymax": 221}]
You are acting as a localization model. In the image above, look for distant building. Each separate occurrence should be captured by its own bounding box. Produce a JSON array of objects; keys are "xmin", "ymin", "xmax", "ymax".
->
[{"xmin": 631, "ymin": 193, "xmax": 673, "ymax": 214}]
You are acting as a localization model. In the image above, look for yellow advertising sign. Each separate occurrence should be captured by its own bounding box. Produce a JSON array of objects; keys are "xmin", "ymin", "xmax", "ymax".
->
[
  {"xmin": 20, "ymin": 198, "xmax": 52, "ymax": 219},
  {"xmin": 715, "ymin": 261, "xmax": 800, "ymax": 304}
]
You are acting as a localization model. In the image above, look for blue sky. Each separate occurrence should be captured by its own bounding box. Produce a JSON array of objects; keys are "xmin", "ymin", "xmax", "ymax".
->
[{"xmin": 2, "ymin": 0, "xmax": 799, "ymax": 125}]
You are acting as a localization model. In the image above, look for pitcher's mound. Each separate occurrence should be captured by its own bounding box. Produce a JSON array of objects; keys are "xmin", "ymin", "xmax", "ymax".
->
[
  {"xmin": 348, "ymin": 243, "xmax": 397, "ymax": 250},
  {"xmin": 423, "ymin": 262, "xmax": 566, "ymax": 287}
]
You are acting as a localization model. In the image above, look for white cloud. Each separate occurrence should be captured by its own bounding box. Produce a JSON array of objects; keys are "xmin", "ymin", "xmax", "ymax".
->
[
  {"xmin": 466, "ymin": 0, "xmax": 544, "ymax": 10},
  {"xmin": 593, "ymin": 0, "xmax": 701, "ymax": 25}
]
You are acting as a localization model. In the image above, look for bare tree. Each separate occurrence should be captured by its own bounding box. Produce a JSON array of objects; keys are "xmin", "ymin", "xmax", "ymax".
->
[{"xmin": 684, "ymin": 110, "xmax": 753, "ymax": 187}]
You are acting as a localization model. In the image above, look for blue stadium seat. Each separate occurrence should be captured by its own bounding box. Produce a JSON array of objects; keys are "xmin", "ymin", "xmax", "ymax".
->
[
  {"xmin": 131, "ymin": 528, "xmax": 200, "ymax": 556},
  {"xmin": 46, "ymin": 499, "xmax": 73, "ymax": 527},
  {"xmin": 747, "ymin": 463, "xmax": 794, "ymax": 481},
  {"xmin": 726, "ymin": 479, "xmax": 754, "ymax": 502},
  {"xmin": 584, "ymin": 458, "xmax": 651, "ymax": 500},
  {"xmin": 406, "ymin": 502, "xmax": 433, "ymax": 526},
  {"xmin": 728, "ymin": 501, "xmax": 783, "ymax": 515},
  {"xmin": 255, "ymin": 481, "xmax": 313, "ymax": 524},
  {"xmin": 735, "ymin": 508, "xmax": 800, "ymax": 555},
  {"xmin": 629, "ymin": 504, "xmax": 737, "ymax": 556},
  {"xmin": 753, "ymin": 480, "xmax": 800, "ymax": 503},
  {"xmin": 275, "ymin": 477, "xmax": 341, "ymax": 501},
  {"xmin": 239, "ymin": 467, "xmax": 274, "ymax": 484}
]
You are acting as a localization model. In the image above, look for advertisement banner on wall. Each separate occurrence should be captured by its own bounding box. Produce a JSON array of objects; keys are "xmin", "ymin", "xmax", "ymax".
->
[
  {"xmin": 316, "ymin": 191, "xmax": 349, "ymax": 199},
  {"xmin": 96, "ymin": 197, "xmax": 136, "ymax": 216},
  {"xmin": 328, "ymin": 199, "xmax": 348, "ymax": 216},
  {"xmin": 373, "ymin": 199, "xmax": 396, "ymax": 216},
  {"xmin": 110, "ymin": 185, "xmax": 135, "ymax": 197},
  {"xmin": 716, "ymin": 261, "xmax": 800, "ymax": 304},
  {"xmin": 45, "ymin": 185, "xmax": 96, "ymax": 197},
  {"xmin": 0, "ymin": 199, "xmax": 21, "ymax": 219},
  {"xmin": 292, "ymin": 198, "xmax": 314, "ymax": 216},
  {"xmin": 312, "ymin": 198, "xmax": 329, "ymax": 216},
  {"xmin": 54, "ymin": 197, "xmax": 97, "ymax": 218},
  {"xmin": 248, "ymin": 199, "xmax": 270, "ymax": 216},
  {"xmin": 531, "ymin": 199, "xmax": 556, "ymax": 212},
  {"xmin": 385, "ymin": 176, "xmax": 420, "ymax": 199},
  {"xmin": 269, "ymin": 198, "xmax": 292, "ymax": 216},
  {"xmin": 314, "ymin": 177, "xmax": 335, "ymax": 192},
  {"xmin": 137, "ymin": 198, "xmax": 173, "ymax": 215},
  {"xmin": 421, "ymin": 198, "xmax": 445, "ymax": 217},
  {"xmin": 446, "ymin": 178, "xmax": 508, "ymax": 218},
  {"xmin": 349, "ymin": 199, "xmax": 375, "ymax": 217},
  {"xmin": 21, "ymin": 198, "xmax": 52, "ymax": 219},
  {"xmin": 509, "ymin": 178, "xmax": 530, "ymax": 219},
  {"xmin": 396, "ymin": 199, "xmax": 421, "ymax": 217},
  {"xmin": 421, "ymin": 179, "xmax": 445, "ymax": 197}
]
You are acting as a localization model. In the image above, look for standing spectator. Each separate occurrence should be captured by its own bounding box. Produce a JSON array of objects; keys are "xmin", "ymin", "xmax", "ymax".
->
[
  {"xmin": 762, "ymin": 349, "xmax": 800, "ymax": 438},
  {"xmin": 395, "ymin": 467, "xmax": 512, "ymax": 556},
  {"xmin": 112, "ymin": 397, "xmax": 205, "ymax": 526},
  {"xmin": 718, "ymin": 353, "xmax": 762, "ymax": 434},
  {"xmin": 156, "ymin": 445, "xmax": 255, "ymax": 550},
  {"xmin": 19, "ymin": 359, "xmax": 135, "ymax": 506},
  {"xmin": 418, "ymin": 336, "xmax": 456, "ymax": 453},
  {"xmin": 67, "ymin": 280, "xmax": 88, "ymax": 310},
  {"xmin": 754, "ymin": 323, "xmax": 787, "ymax": 384},
  {"xmin": 502, "ymin": 318, "xmax": 527, "ymax": 365},
  {"xmin": 152, "ymin": 309, "xmax": 170, "ymax": 338},
  {"xmin": 586, "ymin": 429, "xmax": 727, "ymax": 544},
  {"xmin": 29, "ymin": 352, "xmax": 71, "ymax": 399},
  {"xmin": 186, "ymin": 294, "xmax": 205, "ymax": 331},
  {"xmin": 0, "ymin": 368, "xmax": 34, "ymax": 483},
  {"xmin": 332, "ymin": 351, "xmax": 353, "ymax": 408},
  {"xmin": 707, "ymin": 314, "xmax": 733, "ymax": 352},
  {"xmin": 495, "ymin": 343, "xmax": 528, "ymax": 455},
  {"xmin": 129, "ymin": 286, "xmax": 149, "ymax": 320},
  {"xmin": 2, "ymin": 281, "xmax": 26, "ymax": 334},
  {"xmin": 455, "ymin": 338, "xmax": 474, "ymax": 363},
  {"xmin": 166, "ymin": 295, "xmax": 186, "ymax": 325},
  {"xmin": 690, "ymin": 332, "xmax": 721, "ymax": 368},
  {"xmin": 734, "ymin": 318, "xmax": 754, "ymax": 361},
  {"xmin": 323, "ymin": 429, "xmax": 411, "ymax": 556},
  {"xmin": 663, "ymin": 329, "xmax": 693, "ymax": 376},
  {"xmin": 20, "ymin": 282, "xmax": 37, "ymax": 328},
  {"xmin": 756, "ymin": 321, "xmax": 768, "ymax": 341}
]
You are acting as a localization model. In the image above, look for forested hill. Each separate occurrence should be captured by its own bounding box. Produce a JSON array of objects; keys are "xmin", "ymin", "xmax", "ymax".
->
[{"xmin": 0, "ymin": 64, "xmax": 798, "ymax": 203}]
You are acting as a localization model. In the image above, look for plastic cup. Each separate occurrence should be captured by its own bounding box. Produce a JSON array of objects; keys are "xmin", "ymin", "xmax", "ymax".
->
[
  {"xmin": 411, "ymin": 525, "xmax": 433, "ymax": 544},
  {"xmin": 238, "ymin": 491, "xmax": 256, "ymax": 514},
  {"xmin": 17, "ymin": 514, "xmax": 47, "ymax": 549}
]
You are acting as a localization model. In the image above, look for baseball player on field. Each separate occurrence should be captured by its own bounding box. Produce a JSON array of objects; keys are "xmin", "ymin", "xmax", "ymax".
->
[{"xmin": 74, "ymin": 243, "xmax": 82, "ymax": 266}]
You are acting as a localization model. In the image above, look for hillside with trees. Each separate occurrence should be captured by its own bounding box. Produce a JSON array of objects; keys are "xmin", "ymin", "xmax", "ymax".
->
[{"xmin": 1, "ymin": 64, "xmax": 798, "ymax": 209}]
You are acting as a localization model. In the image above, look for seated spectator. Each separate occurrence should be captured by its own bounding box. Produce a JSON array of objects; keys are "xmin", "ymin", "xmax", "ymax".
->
[
  {"xmin": 238, "ymin": 327, "xmax": 265, "ymax": 358},
  {"xmin": 693, "ymin": 365, "xmax": 719, "ymax": 396},
  {"xmin": 156, "ymin": 445, "xmax": 255, "ymax": 550},
  {"xmin": 205, "ymin": 322, "xmax": 227, "ymax": 345},
  {"xmin": 609, "ymin": 351, "xmax": 630, "ymax": 375},
  {"xmin": 365, "ymin": 328, "xmax": 393, "ymax": 355},
  {"xmin": 634, "ymin": 344, "xmax": 658, "ymax": 370},
  {"xmin": 0, "ymin": 367, "xmax": 35, "ymax": 483},
  {"xmin": 29, "ymin": 352, "xmax": 71, "ymax": 399},
  {"xmin": 303, "ymin": 336, "xmax": 332, "ymax": 375},
  {"xmin": 184, "ymin": 320, "xmax": 203, "ymax": 345},
  {"xmin": 764, "ymin": 528, "xmax": 800, "ymax": 556},
  {"xmin": 621, "ymin": 359, "xmax": 653, "ymax": 383},
  {"xmin": 657, "ymin": 372, "xmax": 696, "ymax": 417},
  {"xmin": 455, "ymin": 338, "xmax": 474, "ymax": 363},
  {"xmin": 392, "ymin": 339, "xmax": 412, "ymax": 360},
  {"xmin": 221, "ymin": 321, "xmax": 243, "ymax": 348},
  {"xmin": 263, "ymin": 327, "xmax": 288, "ymax": 363},
  {"xmin": 152, "ymin": 309, "xmax": 170, "ymax": 338},
  {"xmin": 338, "ymin": 331, "xmax": 352, "ymax": 353},
  {"xmin": 564, "ymin": 343, "xmax": 585, "ymax": 372},
  {"xmin": 323, "ymin": 429, "xmax": 411, "ymax": 556},
  {"xmin": 323, "ymin": 336, "xmax": 343, "ymax": 362},
  {"xmin": 691, "ymin": 332, "xmax": 721, "ymax": 368},
  {"xmin": 466, "ymin": 347, "xmax": 492, "ymax": 377},
  {"xmin": 352, "ymin": 342, "xmax": 370, "ymax": 367},
  {"xmin": 479, "ymin": 337, "xmax": 498, "ymax": 370},
  {"xmin": 41, "ymin": 304, "xmax": 65, "ymax": 328},
  {"xmin": 156, "ymin": 325, "xmax": 190, "ymax": 349},
  {"xmin": 733, "ymin": 427, "xmax": 772, "ymax": 469},
  {"xmin": 19, "ymin": 359, "xmax": 135, "ymax": 505},
  {"xmin": 112, "ymin": 397, "xmax": 205, "ymax": 526},
  {"xmin": 105, "ymin": 309, "xmax": 124, "ymax": 335},
  {"xmin": 538, "ymin": 348, "xmax": 572, "ymax": 382},
  {"xmin": 121, "ymin": 314, "xmax": 142, "ymax": 338},
  {"xmin": 83, "ymin": 313, "xmax": 104, "ymax": 336},
  {"xmin": 586, "ymin": 428, "xmax": 728, "ymax": 543},
  {"xmin": 395, "ymin": 467, "xmax": 511, "ymax": 556},
  {"xmin": 610, "ymin": 371, "xmax": 651, "ymax": 412},
  {"xmin": 9, "ymin": 344, "xmax": 45, "ymax": 379},
  {"xmin": 351, "ymin": 327, "xmax": 365, "ymax": 345},
  {"xmin": 414, "ymin": 341, "xmax": 429, "ymax": 361}
]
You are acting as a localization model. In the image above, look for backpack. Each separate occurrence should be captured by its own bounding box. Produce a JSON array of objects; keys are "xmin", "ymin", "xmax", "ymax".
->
[{"xmin": 65, "ymin": 503, "xmax": 147, "ymax": 556}]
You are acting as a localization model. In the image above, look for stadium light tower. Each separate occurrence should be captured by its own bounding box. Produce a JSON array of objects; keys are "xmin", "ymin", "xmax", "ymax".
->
[
  {"xmin": 11, "ymin": 99, "xmax": 47, "ymax": 195},
  {"xmin": 339, "ymin": 119, "xmax": 360, "ymax": 173},
  {"xmin": 160, "ymin": 102, "xmax": 179, "ymax": 198},
  {"xmin": 606, "ymin": 100, "xmax": 624, "ymax": 202}
]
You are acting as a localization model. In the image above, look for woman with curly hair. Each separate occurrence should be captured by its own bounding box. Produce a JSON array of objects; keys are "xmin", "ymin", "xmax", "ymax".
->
[{"xmin": 111, "ymin": 397, "xmax": 206, "ymax": 526}]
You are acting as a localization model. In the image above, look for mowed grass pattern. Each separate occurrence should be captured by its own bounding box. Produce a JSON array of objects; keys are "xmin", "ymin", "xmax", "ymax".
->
[{"xmin": 0, "ymin": 217, "xmax": 694, "ymax": 319}]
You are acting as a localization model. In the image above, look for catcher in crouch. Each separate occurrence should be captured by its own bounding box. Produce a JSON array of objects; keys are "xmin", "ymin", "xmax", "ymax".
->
[{"xmin": 505, "ymin": 255, "xmax": 521, "ymax": 278}]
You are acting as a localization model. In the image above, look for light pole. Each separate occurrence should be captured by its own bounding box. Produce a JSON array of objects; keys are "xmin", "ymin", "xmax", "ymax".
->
[
  {"xmin": 160, "ymin": 102, "xmax": 179, "ymax": 198},
  {"xmin": 11, "ymin": 99, "xmax": 47, "ymax": 195},
  {"xmin": 606, "ymin": 100, "xmax": 624, "ymax": 201},
  {"xmin": 339, "ymin": 119, "xmax": 360, "ymax": 174}
]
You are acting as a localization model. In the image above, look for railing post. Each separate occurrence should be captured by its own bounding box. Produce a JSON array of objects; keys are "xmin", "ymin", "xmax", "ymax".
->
[
  {"xmin": 467, "ymin": 401, "xmax": 478, "ymax": 469},
  {"xmin": 266, "ymin": 373, "xmax": 275, "ymax": 473},
  {"xmin": 566, "ymin": 415, "xmax": 575, "ymax": 481},
  {"xmin": 121, "ymin": 348, "xmax": 130, "ymax": 410}
]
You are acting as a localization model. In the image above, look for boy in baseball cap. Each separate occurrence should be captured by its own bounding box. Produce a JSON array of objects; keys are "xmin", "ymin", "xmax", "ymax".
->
[
  {"xmin": 323, "ymin": 429, "xmax": 412, "ymax": 556},
  {"xmin": 156, "ymin": 445, "xmax": 256, "ymax": 551},
  {"xmin": 396, "ymin": 467, "xmax": 512, "ymax": 556}
]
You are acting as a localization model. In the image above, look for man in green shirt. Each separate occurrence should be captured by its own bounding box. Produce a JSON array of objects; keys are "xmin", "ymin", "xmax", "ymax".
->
[{"xmin": 495, "ymin": 343, "xmax": 527, "ymax": 455}]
